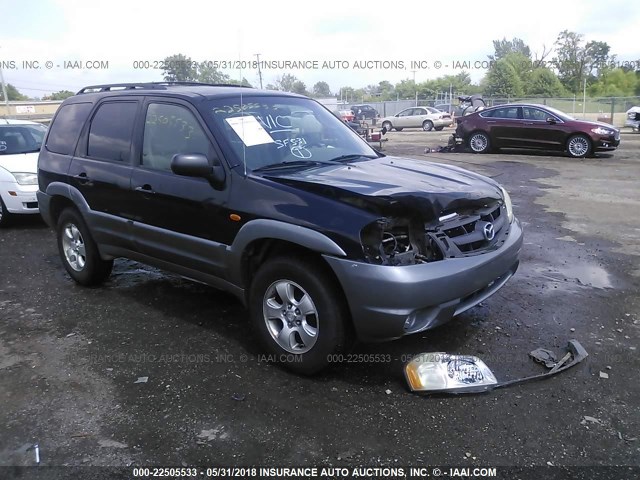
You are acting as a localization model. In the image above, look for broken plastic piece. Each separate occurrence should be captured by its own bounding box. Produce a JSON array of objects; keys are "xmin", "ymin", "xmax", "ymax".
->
[
  {"xmin": 134, "ymin": 376, "xmax": 148, "ymax": 384},
  {"xmin": 529, "ymin": 348, "xmax": 558, "ymax": 368}
]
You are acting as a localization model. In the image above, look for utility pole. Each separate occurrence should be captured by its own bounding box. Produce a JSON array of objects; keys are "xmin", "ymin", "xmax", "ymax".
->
[
  {"xmin": 255, "ymin": 53, "xmax": 263, "ymax": 89},
  {"xmin": 0, "ymin": 46, "xmax": 10, "ymax": 117},
  {"xmin": 411, "ymin": 70, "xmax": 417, "ymax": 106}
]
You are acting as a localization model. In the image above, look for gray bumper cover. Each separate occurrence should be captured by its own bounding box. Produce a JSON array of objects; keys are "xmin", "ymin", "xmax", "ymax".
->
[{"xmin": 323, "ymin": 219, "xmax": 523, "ymax": 341}]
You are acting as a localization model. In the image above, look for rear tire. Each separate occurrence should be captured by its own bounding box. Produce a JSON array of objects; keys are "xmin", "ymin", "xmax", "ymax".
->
[
  {"xmin": 57, "ymin": 208, "xmax": 113, "ymax": 286},
  {"xmin": 249, "ymin": 256, "xmax": 352, "ymax": 375},
  {"xmin": 566, "ymin": 134, "xmax": 591, "ymax": 158},
  {"xmin": 0, "ymin": 197, "xmax": 12, "ymax": 228},
  {"xmin": 468, "ymin": 131, "xmax": 491, "ymax": 153},
  {"xmin": 434, "ymin": 126, "xmax": 444, "ymax": 131},
  {"xmin": 395, "ymin": 127, "xmax": 403, "ymax": 132}
]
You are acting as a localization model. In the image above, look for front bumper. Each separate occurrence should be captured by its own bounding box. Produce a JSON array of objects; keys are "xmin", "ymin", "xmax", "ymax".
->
[
  {"xmin": 625, "ymin": 119, "xmax": 640, "ymax": 131},
  {"xmin": 1, "ymin": 183, "xmax": 39, "ymax": 214},
  {"xmin": 592, "ymin": 133, "xmax": 620, "ymax": 151},
  {"xmin": 323, "ymin": 218, "xmax": 523, "ymax": 341}
]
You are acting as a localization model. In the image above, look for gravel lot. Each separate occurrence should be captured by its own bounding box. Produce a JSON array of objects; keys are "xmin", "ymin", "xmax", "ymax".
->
[{"xmin": 1, "ymin": 129, "xmax": 639, "ymax": 470}]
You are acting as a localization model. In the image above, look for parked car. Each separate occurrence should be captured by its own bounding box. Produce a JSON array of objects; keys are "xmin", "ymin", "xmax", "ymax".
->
[
  {"xmin": 335, "ymin": 109, "xmax": 355, "ymax": 122},
  {"xmin": 381, "ymin": 107, "xmax": 453, "ymax": 132},
  {"xmin": 332, "ymin": 111, "xmax": 367, "ymax": 135},
  {"xmin": 38, "ymin": 82, "xmax": 522, "ymax": 374},
  {"xmin": 456, "ymin": 103, "xmax": 620, "ymax": 157},
  {"xmin": 350, "ymin": 104, "xmax": 379, "ymax": 120},
  {"xmin": 0, "ymin": 119, "xmax": 48, "ymax": 227},
  {"xmin": 625, "ymin": 106, "xmax": 640, "ymax": 132},
  {"xmin": 435, "ymin": 103, "xmax": 464, "ymax": 117}
]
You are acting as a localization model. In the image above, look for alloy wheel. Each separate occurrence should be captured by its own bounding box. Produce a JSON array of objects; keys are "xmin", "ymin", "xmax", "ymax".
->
[{"xmin": 61, "ymin": 223, "xmax": 87, "ymax": 271}]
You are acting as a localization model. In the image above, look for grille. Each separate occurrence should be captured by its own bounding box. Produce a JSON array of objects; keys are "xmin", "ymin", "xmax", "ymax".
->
[{"xmin": 438, "ymin": 204, "xmax": 506, "ymax": 254}]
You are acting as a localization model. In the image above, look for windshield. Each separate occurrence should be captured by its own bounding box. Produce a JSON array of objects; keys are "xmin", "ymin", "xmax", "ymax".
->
[
  {"xmin": 543, "ymin": 106, "xmax": 574, "ymax": 121},
  {"xmin": 204, "ymin": 96, "xmax": 377, "ymax": 171},
  {"xmin": 0, "ymin": 124, "xmax": 48, "ymax": 155}
]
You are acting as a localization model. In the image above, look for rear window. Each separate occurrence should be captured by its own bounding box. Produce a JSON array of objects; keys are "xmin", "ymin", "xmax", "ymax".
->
[{"xmin": 46, "ymin": 103, "xmax": 92, "ymax": 155}]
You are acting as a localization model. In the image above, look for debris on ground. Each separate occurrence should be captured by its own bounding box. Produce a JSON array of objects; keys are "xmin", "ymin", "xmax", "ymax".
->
[
  {"xmin": 581, "ymin": 416, "xmax": 602, "ymax": 425},
  {"xmin": 231, "ymin": 393, "xmax": 245, "ymax": 401},
  {"xmin": 529, "ymin": 348, "xmax": 558, "ymax": 368},
  {"xmin": 599, "ymin": 371, "xmax": 609, "ymax": 379},
  {"xmin": 134, "ymin": 376, "xmax": 148, "ymax": 384}
]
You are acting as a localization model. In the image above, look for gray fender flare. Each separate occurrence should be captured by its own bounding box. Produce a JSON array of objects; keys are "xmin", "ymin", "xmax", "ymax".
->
[
  {"xmin": 226, "ymin": 219, "xmax": 347, "ymax": 287},
  {"xmin": 45, "ymin": 182, "xmax": 91, "ymax": 216}
]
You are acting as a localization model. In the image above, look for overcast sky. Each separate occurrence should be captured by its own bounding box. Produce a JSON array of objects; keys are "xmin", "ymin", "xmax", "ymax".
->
[{"xmin": 1, "ymin": 0, "xmax": 639, "ymax": 97}]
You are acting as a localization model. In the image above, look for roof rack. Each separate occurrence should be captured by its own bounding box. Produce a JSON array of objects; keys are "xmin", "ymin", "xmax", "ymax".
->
[{"xmin": 76, "ymin": 81, "xmax": 250, "ymax": 95}]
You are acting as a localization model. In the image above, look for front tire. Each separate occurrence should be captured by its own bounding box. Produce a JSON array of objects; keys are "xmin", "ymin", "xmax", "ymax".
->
[
  {"xmin": 249, "ymin": 256, "xmax": 352, "ymax": 375},
  {"xmin": 566, "ymin": 134, "xmax": 591, "ymax": 158},
  {"xmin": 468, "ymin": 131, "xmax": 491, "ymax": 153},
  {"xmin": 57, "ymin": 208, "xmax": 113, "ymax": 286},
  {"xmin": 0, "ymin": 197, "xmax": 11, "ymax": 228},
  {"xmin": 422, "ymin": 120, "xmax": 434, "ymax": 131}
]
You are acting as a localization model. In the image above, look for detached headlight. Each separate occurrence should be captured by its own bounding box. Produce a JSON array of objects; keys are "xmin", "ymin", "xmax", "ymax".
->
[
  {"xmin": 500, "ymin": 186, "xmax": 514, "ymax": 223},
  {"xmin": 405, "ymin": 353, "xmax": 497, "ymax": 393},
  {"xmin": 591, "ymin": 127, "xmax": 614, "ymax": 136},
  {"xmin": 13, "ymin": 173, "xmax": 38, "ymax": 185}
]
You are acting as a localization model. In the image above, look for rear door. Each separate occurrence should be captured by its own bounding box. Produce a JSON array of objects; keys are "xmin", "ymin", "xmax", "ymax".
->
[
  {"xmin": 483, "ymin": 106, "xmax": 523, "ymax": 147},
  {"xmin": 68, "ymin": 98, "xmax": 140, "ymax": 248},
  {"xmin": 128, "ymin": 99, "xmax": 231, "ymax": 277}
]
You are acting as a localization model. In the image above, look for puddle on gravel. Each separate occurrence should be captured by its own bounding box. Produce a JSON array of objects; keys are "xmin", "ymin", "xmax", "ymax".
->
[{"xmin": 533, "ymin": 263, "xmax": 613, "ymax": 289}]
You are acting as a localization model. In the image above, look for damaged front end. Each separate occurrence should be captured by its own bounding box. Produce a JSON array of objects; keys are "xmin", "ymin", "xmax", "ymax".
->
[{"xmin": 360, "ymin": 189, "xmax": 513, "ymax": 266}]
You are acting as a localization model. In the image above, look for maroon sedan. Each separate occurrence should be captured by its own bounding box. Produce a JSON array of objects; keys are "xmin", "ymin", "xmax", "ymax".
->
[{"xmin": 456, "ymin": 104, "xmax": 620, "ymax": 157}]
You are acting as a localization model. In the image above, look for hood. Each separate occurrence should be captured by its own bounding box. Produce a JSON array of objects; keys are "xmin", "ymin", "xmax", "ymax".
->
[
  {"xmin": 0, "ymin": 152, "xmax": 39, "ymax": 174},
  {"xmin": 260, "ymin": 156, "xmax": 502, "ymax": 221},
  {"xmin": 571, "ymin": 119, "xmax": 619, "ymax": 131}
]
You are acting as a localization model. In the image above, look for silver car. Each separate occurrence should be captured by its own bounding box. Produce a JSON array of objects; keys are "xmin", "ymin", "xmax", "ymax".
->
[{"xmin": 381, "ymin": 107, "xmax": 453, "ymax": 132}]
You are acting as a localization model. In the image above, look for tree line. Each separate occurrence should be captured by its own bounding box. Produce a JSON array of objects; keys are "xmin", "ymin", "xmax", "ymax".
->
[{"xmin": 2, "ymin": 31, "xmax": 638, "ymax": 102}]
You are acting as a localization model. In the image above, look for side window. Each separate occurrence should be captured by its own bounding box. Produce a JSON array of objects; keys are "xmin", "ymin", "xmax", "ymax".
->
[
  {"xmin": 492, "ymin": 107, "xmax": 520, "ymax": 119},
  {"xmin": 46, "ymin": 103, "xmax": 93, "ymax": 155},
  {"xmin": 398, "ymin": 109, "xmax": 412, "ymax": 117},
  {"xmin": 142, "ymin": 103, "xmax": 211, "ymax": 171},
  {"xmin": 87, "ymin": 102, "xmax": 138, "ymax": 161},
  {"xmin": 523, "ymin": 107, "xmax": 548, "ymax": 121}
]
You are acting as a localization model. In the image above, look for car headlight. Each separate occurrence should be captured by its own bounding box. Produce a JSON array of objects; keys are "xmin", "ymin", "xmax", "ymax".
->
[
  {"xmin": 591, "ymin": 127, "xmax": 614, "ymax": 136},
  {"xmin": 500, "ymin": 186, "xmax": 514, "ymax": 223},
  {"xmin": 12, "ymin": 173, "xmax": 38, "ymax": 185}
]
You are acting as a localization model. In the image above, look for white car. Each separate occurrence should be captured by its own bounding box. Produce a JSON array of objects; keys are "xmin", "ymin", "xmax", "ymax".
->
[
  {"xmin": 380, "ymin": 106, "xmax": 453, "ymax": 132},
  {"xmin": 625, "ymin": 106, "xmax": 640, "ymax": 132},
  {"xmin": 0, "ymin": 119, "xmax": 47, "ymax": 227}
]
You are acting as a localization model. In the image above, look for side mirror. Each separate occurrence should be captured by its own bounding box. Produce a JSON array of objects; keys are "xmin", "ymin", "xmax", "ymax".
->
[
  {"xmin": 546, "ymin": 117, "xmax": 556, "ymax": 124},
  {"xmin": 171, "ymin": 153, "xmax": 226, "ymax": 188}
]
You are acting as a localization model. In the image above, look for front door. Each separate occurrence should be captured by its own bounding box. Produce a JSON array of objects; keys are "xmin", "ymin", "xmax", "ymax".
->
[{"xmin": 128, "ymin": 100, "xmax": 231, "ymax": 277}]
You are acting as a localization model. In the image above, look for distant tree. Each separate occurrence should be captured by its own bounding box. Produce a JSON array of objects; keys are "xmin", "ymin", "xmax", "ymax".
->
[
  {"xmin": 588, "ymin": 68, "xmax": 638, "ymax": 97},
  {"xmin": 553, "ymin": 31, "xmax": 613, "ymax": 94},
  {"xmin": 482, "ymin": 59, "xmax": 524, "ymax": 97},
  {"xmin": 161, "ymin": 54, "xmax": 198, "ymax": 82},
  {"xmin": 238, "ymin": 77, "xmax": 252, "ymax": 87},
  {"xmin": 503, "ymin": 52, "xmax": 534, "ymax": 86},
  {"xmin": 0, "ymin": 84, "xmax": 28, "ymax": 101},
  {"xmin": 274, "ymin": 74, "xmax": 298, "ymax": 92},
  {"xmin": 265, "ymin": 83, "xmax": 278, "ymax": 91},
  {"xmin": 291, "ymin": 80, "xmax": 308, "ymax": 95},
  {"xmin": 490, "ymin": 37, "xmax": 531, "ymax": 61},
  {"xmin": 312, "ymin": 81, "xmax": 331, "ymax": 96},
  {"xmin": 527, "ymin": 68, "xmax": 566, "ymax": 96},
  {"xmin": 44, "ymin": 90, "xmax": 75, "ymax": 101},
  {"xmin": 197, "ymin": 62, "xmax": 231, "ymax": 84},
  {"xmin": 394, "ymin": 79, "xmax": 417, "ymax": 99}
]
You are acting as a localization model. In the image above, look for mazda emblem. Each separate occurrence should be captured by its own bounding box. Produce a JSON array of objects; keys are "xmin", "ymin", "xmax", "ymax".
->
[{"xmin": 483, "ymin": 223, "xmax": 495, "ymax": 241}]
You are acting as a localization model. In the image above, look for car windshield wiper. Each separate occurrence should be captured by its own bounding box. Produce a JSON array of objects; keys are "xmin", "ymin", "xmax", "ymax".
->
[
  {"xmin": 252, "ymin": 160, "xmax": 337, "ymax": 172},
  {"xmin": 328, "ymin": 154, "xmax": 379, "ymax": 163}
]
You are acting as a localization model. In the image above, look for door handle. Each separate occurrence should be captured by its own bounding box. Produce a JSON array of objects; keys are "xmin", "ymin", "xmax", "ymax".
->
[
  {"xmin": 72, "ymin": 172, "xmax": 93, "ymax": 185},
  {"xmin": 134, "ymin": 185, "xmax": 156, "ymax": 194},
  {"xmin": 487, "ymin": 120, "xmax": 497, "ymax": 124}
]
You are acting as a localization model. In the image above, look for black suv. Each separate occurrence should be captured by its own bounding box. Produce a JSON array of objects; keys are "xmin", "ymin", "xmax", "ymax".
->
[
  {"xmin": 350, "ymin": 104, "xmax": 379, "ymax": 121},
  {"xmin": 38, "ymin": 82, "xmax": 523, "ymax": 373}
]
